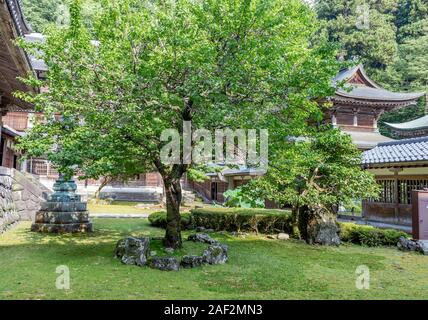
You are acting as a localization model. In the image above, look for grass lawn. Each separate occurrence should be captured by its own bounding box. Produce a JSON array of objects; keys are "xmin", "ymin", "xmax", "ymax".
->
[
  {"xmin": 87, "ymin": 200, "xmax": 202, "ymax": 215},
  {"xmin": 1, "ymin": 218, "xmax": 428, "ymax": 300},
  {"xmin": 87, "ymin": 201, "xmax": 159, "ymax": 214}
]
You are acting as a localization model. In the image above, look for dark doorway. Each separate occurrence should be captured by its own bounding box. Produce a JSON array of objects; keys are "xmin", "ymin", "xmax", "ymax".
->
[{"xmin": 210, "ymin": 182, "xmax": 218, "ymax": 201}]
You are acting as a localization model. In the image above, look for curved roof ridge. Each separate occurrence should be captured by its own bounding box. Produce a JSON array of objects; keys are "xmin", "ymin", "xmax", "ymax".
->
[
  {"xmin": 384, "ymin": 115, "xmax": 428, "ymax": 131},
  {"xmin": 378, "ymin": 136, "xmax": 428, "ymax": 147}
]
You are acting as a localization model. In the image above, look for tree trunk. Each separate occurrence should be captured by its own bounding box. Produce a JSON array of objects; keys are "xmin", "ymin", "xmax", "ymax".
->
[
  {"xmin": 94, "ymin": 176, "xmax": 111, "ymax": 203},
  {"xmin": 163, "ymin": 178, "xmax": 183, "ymax": 249},
  {"xmin": 297, "ymin": 205, "xmax": 340, "ymax": 246}
]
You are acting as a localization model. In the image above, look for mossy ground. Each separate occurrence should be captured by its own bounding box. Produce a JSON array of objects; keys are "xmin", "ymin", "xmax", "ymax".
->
[{"xmin": 1, "ymin": 218, "xmax": 428, "ymax": 299}]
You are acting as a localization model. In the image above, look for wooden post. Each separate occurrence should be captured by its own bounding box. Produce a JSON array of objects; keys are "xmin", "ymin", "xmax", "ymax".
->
[
  {"xmin": 389, "ymin": 168, "xmax": 403, "ymax": 223},
  {"xmin": 352, "ymin": 108, "xmax": 360, "ymax": 127}
]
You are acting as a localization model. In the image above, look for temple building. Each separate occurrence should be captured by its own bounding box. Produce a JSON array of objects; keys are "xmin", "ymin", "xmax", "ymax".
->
[
  {"xmin": 362, "ymin": 137, "xmax": 428, "ymax": 227},
  {"xmin": 385, "ymin": 115, "xmax": 428, "ymax": 139},
  {"xmin": 0, "ymin": 0, "xmax": 38, "ymax": 169},
  {"xmin": 329, "ymin": 65, "xmax": 426, "ymax": 150}
]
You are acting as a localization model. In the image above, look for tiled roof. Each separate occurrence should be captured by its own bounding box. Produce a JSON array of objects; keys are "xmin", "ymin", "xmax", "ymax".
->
[
  {"xmin": 336, "ymin": 86, "xmax": 425, "ymax": 102},
  {"xmin": 385, "ymin": 115, "xmax": 428, "ymax": 131},
  {"xmin": 6, "ymin": 0, "xmax": 31, "ymax": 36},
  {"xmin": 333, "ymin": 64, "xmax": 425, "ymax": 102},
  {"xmin": 362, "ymin": 136, "xmax": 428, "ymax": 166}
]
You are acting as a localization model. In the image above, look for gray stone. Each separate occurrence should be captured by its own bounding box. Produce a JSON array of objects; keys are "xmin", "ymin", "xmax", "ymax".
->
[
  {"xmin": 149, "ymin": 251, "xmax": 157, "ymax": 256},
  {"xmin": 40, "ymin": 201, "xmax": 87, "ymax": 212},
  {"xmin": 35, "ymin": 211, "xmax": 89, "ymax": 224},
  {"xmin": 149, "ymin": 257, "xmax": 180, "ymax": 271},
  {"xmin": 115, "ymin": 237, "xmax": 150, "ymax": 266},
  {"xmin": 397, "ymin": 237, "xmax": 423, "ymax": 253},
  {"xmin": 164, "ymin": 247, "xmax": 174, "ymax": 254},
  {"xmin": 418, "ymin": 240, "xmax": 428, "ymax": 255},
  {"xmin": 188, "ymin": 233, "xmax": 219, "ymax": 244},
  {"xmin": 181, "ymin": 255, "xmax": 204, "ymax": 268},
  {"xmin": 277, "ymin": 233, "xmax": 290, "ymax": 240},
  {"xmin": 202, "ymin": 244, "xmax": 228, "ymax": 265},
  {"xmin": 31, "ymin": 222, "xmax": 93, "ymax": 233},
  {"xmin": 312, "ymin": 222, "xmax": 341, "ymax": 246}
]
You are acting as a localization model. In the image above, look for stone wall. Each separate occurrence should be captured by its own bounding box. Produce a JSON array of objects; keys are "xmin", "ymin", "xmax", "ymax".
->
[{"xmin": 0, "ymin": 167, "xmax": 50, "ymax": 233}]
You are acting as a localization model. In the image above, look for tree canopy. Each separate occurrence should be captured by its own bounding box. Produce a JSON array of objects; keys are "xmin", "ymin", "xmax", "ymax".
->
[{"xmin": 17, "ymin": 0, "xmax": 344, "ymax": 247}]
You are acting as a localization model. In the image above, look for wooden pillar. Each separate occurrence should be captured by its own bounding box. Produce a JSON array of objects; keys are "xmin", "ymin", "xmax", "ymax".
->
[
  {"xmin": 353, "ymin": 108, "xmax": 359, "ymax": 127},
  {"xmin": 372, "ymin": 109, "xmax": 383, "ymax": 133},
  {"xmin": 0, "ymin": 94, "xmax": 6, "ymax": 167},
  {"xmin": 390, "ymin": 168, "xmax": 403, "ymax": 223},
  {"xmin": 331, "ymin": 111, "xmax": 337, "ymax": 128}
]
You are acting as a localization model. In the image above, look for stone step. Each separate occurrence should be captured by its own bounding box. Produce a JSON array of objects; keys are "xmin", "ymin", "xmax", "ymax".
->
[
  {"xmin": 31, "ymin": 222, "xmax": 93, "ymax": 233},
  {"xmin": 35, "ymin": 211, "xmax": 90, "ymax": 224},
  {"xmin": 40, "ymin": 201, "xmax": 87, "ymax": 212}
]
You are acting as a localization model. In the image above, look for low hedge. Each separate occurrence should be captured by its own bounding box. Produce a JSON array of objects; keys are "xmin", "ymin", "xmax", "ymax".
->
[
  {"xmin": 149, "ymin": 209, "xmax": 408, "ymax": 247},
  {"xmin": 190, "ymin": 207, "xmax": 293, "ymax": 234},
  {"xmin": 148, "ymin": 211, "xmax": 193, "ymax": 230},
  {"xmin": 339, "ymin": 222, "xmax": 408, "ymax": 247}
]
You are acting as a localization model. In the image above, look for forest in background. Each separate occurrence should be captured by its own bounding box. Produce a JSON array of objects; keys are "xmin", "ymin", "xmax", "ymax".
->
[{"xmin": 20, "ymin": 0, "xmax": 428, "ymax": 137}]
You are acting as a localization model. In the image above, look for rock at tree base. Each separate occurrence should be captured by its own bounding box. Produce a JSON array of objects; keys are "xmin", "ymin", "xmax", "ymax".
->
[
  {"xmin": 312, "ymin": 222, "xmax": 341, "ymax": 246},
  {"xmin": 150, "ymin": 257, "xmax": 180, "ymax": 271},
  {"xmin": 31, "ymin": 176, "xmax": 93, "ymax": 233},
  {"xmin": 304, "ymin": 206, "xmax": 340, "ymax": 246},
  {"xmin": 181, "ymin": 255, "xmax": 204, "ymax": 268},
  {"xmin": 203, "ymin": 244, "xmax": 228, "ymax": 264},
  {"xmin": 188, "ymin": 233, "xmax": 219, "ymax": 245},
  {"xmin": 115, "ymin": 237, "xmax": 150, "ymax": 266}
]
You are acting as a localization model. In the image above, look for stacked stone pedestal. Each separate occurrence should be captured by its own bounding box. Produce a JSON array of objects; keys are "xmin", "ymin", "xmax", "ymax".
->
[{"xmin": 31, "ymin": 177, "xmax": 93, "ymax": 233}]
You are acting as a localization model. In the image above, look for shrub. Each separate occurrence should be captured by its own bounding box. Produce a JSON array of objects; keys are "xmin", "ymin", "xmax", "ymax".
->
[
  {"xmin": 223, "ymin": 187, "xmax": 265, "ymax": 208},
  {"xmin": 190, "ymin": 207, "xmax": 292, "ymax": 234},
  {"xmin": 148, "ymin": 211, "xmax": 193, "ymax": 229},
  {"xmin": 339, "ymin": 222, "xmax": 408, "ymax": 247}
]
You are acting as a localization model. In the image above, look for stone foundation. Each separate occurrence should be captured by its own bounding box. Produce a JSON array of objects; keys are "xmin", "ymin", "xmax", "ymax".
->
[{"xmin": 0, "ymin": 167, "xmax": 49, "ymax": 234}]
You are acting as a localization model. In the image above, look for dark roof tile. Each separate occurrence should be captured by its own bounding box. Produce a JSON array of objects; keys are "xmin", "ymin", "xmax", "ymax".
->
[{"xmin": 363, "ymin": 136, "xmax": 428, "ymax": 165}]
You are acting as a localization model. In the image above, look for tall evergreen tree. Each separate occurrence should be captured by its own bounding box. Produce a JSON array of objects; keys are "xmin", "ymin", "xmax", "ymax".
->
[{"xmin": 315, "ymin": 0, "xmax": 399, "ymax": 83}]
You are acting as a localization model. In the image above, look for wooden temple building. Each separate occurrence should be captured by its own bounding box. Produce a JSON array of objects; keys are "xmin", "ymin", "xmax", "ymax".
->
[
  {"xmin": 362, "ymin": 137, "xmax": 428, "ymax": 226},
  {"xmin": 329, "ymin": 65, "xmax": 425, "ymax": 150},
  {"xmin": 0, "ymin": 0, "xmax": 37, "ymax": 170}
]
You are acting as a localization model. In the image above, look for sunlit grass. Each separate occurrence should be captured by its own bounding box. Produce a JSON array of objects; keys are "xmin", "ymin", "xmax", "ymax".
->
[{"xmin": 0, "ymin": 219, "xmax": 427, "ymax": 300}]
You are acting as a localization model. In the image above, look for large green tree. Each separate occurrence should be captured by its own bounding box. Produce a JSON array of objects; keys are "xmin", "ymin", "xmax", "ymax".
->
[
  {"xmin": 21, "ymin": 0, "xmax": 100, "ymax": 32},
  {"xmin": 17, "ymin": 0, "xmax": 339, "ymax": 248},
  {"xmin": 241, "ymin": 128, "xmax": 379, "ymax": 245}
]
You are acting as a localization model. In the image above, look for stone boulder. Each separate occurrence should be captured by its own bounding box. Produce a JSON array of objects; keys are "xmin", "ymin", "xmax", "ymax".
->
[
  {"xmin": 312, "ymin": 222, "xmax": 341, "ymax": 246},
  {"xmin": 150, "ymin": 257, "xmax": 180, "ymax": 271},
  {"xmin": 181, "ymin": 255, "xmax": 204, "ymax": 268},
  {"xmin": 115, "ymin": 237, "xmax": 150, "ymax": 266},
  {"xmin": 397, "ymin": 237, "xmax": 425, "ymax": 254},
  {"xmin": 277, "ymin": 233, "xmax": 290, "ymax": 240},
  {"xmin": 203, "ymin": 244, "xmax": 228, "ymax": 265},
  {"xmin": 188, "ymin": 233, "xmax": 218, "ymax": 245}
]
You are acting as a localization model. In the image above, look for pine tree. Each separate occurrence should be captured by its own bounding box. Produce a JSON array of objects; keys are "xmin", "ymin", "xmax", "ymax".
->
[{"xmin": 315, "ymin": 0, "xmax": 399, "ymax": 84}]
